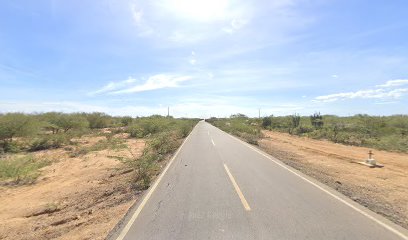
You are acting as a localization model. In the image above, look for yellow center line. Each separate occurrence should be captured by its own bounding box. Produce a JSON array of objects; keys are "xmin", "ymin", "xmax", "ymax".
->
[{"xmin": 223, "ymin": 164, "xmax": 251, "ymax": 211}]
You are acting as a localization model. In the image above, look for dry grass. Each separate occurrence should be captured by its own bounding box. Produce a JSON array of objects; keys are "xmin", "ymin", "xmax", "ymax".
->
[{"xmin": 0, "ymin": 132, "xmax": 145, "ymax": 240}]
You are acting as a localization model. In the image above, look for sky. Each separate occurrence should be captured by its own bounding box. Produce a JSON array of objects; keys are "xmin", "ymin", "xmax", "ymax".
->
[{"xmin": 0, "ymin": 0, "xmax": 407, "ymax": 118}]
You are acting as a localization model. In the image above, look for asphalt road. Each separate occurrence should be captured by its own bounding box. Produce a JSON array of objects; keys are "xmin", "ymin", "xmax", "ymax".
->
[{"xmin": 114, "ymin": 121, "xmax": 408, "ymax": 240}]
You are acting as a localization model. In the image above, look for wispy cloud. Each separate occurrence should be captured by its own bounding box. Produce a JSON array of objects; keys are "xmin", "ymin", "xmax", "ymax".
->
[
  {"xmin": 222, "ymin": 18, "xmax": 249, "ymax": 34},
  {"xmin": 88, "ymin": 77, "xmax": 137, "ymax": 95},
  {"xmin": 91, "ymin": 74, "xmax": 192, "ymax": 95},
  {"xmin": 375, "ymin": 79, "xmax": 408, "ymax": 88},
  {"xmin": 314, "ymin": 79, "xmax": 408, "ymax": 102},
  {"xmin": 130, "ymin": 3, "xmax": 154, "ymax": 36}
]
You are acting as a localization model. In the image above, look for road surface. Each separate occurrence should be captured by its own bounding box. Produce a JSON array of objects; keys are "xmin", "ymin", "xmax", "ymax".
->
[{"xmin": 113, "ymin": 121, "xmax": 408, "ymax": 240}]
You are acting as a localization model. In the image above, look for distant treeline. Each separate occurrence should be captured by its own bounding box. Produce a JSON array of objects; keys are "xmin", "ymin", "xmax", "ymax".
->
[
  {"xmin": 0, "ymin": 112, "xmax": 198, "ymax": 154},
  {"xmin": 206, "ymin": 113, "xmax": 408, "ymax": 153}
]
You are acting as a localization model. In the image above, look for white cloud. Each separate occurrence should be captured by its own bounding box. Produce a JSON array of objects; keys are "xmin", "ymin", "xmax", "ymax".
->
[
  {"xmin": 131, "ymin": 4, "xmax": 143, "ymax": 26},
  {"xmin": 375, "ymin": 79, "xmax": 408, "ymax": 88},
  {"xmin": 223, "ymin": 18, "xmax": 248, "ymax": 34},
  {"xmin": 189, "ymin": 51, "xmax": 197, "ymax": 65},
  {"xmin": 189, "ymin": 59, "xmax": 197, "ymax": 65},
  {"xmin": 91, "ymin": 74, "xmax": 193, "ymax": 95},
  {"xmin": 113, "ymin": 74, "xmax": 192, "ymax": 94},
  {"xmin": 314, "ymin": 79, "xmax": 408, "ymax": 102},
  {"xmin": 130, "ymin": 3, "xmax": 154, "ymax": 36},
  {"xmin": 88, "ymin": 77, "xmax": 137, "ymax": 95}
]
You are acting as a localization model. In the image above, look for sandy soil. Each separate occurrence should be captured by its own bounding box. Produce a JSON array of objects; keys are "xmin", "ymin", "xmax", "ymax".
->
[
  {"xmin": 259, "ymin": 130, "xmax": 408, "ymax": 229},
  {"xmin": 0, "ymin": 136, "xmax": 145, "ymax": 240}
]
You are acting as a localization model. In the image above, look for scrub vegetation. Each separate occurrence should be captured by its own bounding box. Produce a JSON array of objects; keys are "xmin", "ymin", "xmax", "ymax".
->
[
  {"xmin": 123, "ymin": 116, "xmax": 198, "ymax": 190},
  {"xmin": 0, "ymin": 155, "xmax": 51, "ymax": 184},
  {"xmin": 206, "ymin": 114, "xmax": 262, "ymax": 145},
  {"xmin": 0, "ymin": 112, "xmax": 198, "ymax": 185},
  {"xmin": 207, "ymin": 113, "xmax": 408, "ymax": 153}
]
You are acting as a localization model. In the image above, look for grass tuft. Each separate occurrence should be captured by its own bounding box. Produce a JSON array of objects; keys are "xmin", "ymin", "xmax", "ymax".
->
[{"xmin": 0, "ymin": 155, "xmax": 51, "ymax": 184}]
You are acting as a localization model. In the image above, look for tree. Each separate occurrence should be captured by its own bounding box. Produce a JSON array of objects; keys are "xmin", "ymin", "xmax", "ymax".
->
[
  {"xmin": 262, "ymin": 117, "xmax": 272, "ymax": 128},
  {"xmin": 0, "ymin": 113, "xmax": 38, "ymax": 151},
  {"xmin": 230, "ymin": 113, "xmax": 248, "ymax": 119},
  {"xmin": 86, "ymin": 112, "xmax": 110, "ymax": 129},
  {"xmin": 121, "ymin": 116, "xmax": 133, "ymax": 126},
  {"xmin": 57, "ymin": 114, "xmax": 88, "ymax": 132},
  {"xmin": 40, "ymin": 112, "xmax": 88, "ymax": 133}
]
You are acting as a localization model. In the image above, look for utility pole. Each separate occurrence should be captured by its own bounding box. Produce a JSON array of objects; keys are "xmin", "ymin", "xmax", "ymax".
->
[
  {"xmin": 167, "ymin": 106, "xmax": 170, "ymax": 117},
  {"xmin": 259, "ymin": 108, "xmax": 261, "ymax": 119}
]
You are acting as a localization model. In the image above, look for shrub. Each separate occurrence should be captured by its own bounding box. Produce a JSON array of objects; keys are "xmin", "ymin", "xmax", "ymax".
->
[
  {"xmin": 293, "ymin": 125, "xmax": 314, "ymax": 135},
  {"xmin": 86, "ymin": 112, "xmax": 110, "ymax": 129},
  {"xmin": 127, "ymin": 125, "xmax": 143, "ymax": 138},
  {"xmin": 209, "ymin": 116, "xmax": 261, "ymax": 145},
  {"xmin": 262, "ymin": 117, "xmax": 272, "ymax": 128},
  {"xmin": 120, "ymin": 116, "xmax": 133, "ymax": 126},
  {"xmin": 1, "ymin": 141, "xmax": 23, "ymax": 153},
  {"xmin": 0, "ymin": 113, "xmax": 38, "ymax": 152},
  {"xmin": 148, "ymin": 131, "xmax": 179, "ymax": 156},
  {"xmin": 40, "ymin": 112, "xmax": 88, "ymax": 133},
  {"xmin": 121, "ymin": 117, "xmax": 198, "ymax": 190},
  {"xmin": 0, "ymin": 155, "xmax": 51, "ymax": 184},
  {"xmin": 29, "ymin": 134, "xmax": 70, "ymax": 151},
  {"xmin": 132, "ymin": 151, "xmax": 159, "ymax": 190}
]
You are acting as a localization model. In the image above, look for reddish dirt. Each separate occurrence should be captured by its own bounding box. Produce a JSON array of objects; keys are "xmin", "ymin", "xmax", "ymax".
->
[
  {"xmin": 259, "ymin": 130, "xmax": 408, "ymax": 229},
  {"xmin": 0, "ymin": 136, "xmax": 145, "ymax": 240}
]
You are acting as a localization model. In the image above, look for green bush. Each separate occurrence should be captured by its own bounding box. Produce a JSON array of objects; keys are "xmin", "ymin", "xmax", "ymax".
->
[
  {"xmin": 39, "ymin": 112, "xmax": 88, "ymax": 133},
  {"xmin": 293, "ymin": 126, "xmax": 314, "ymax": 135},
  {"xmin": 120, "ymin": 116, "xmax": 133, "ymax": 126},
  {"xmin": 1, "ymin": 141, "xmax": 23, "ymax": 153},
  {"xmin": 127, "ymin": 116, "xmax": 198, "ymax": 139},
  {"xmin": 132, "ymin": 151, "xmax": 159, "ymax": 190},
  {"xmin": 127, "ymin": 125, "xmax": 143, "ymax": 138},
  {"xmin": 121, "ymin": 116, "xmax": 198, "ymax": 190},
  {"xmin": 29, "ymin": 134, "xmax": 70, "ymax": 151},
  {"xmin": 86, "ymin": 112, "xmax": 110, "ymax": 129},
  {"xmin": 0, "ymin": 113, "xmax": 38, "ymax": 152},
  {"xmin": 148, "ymin": 131, "xmax": 179, "ymax": 156},
  {"xmin": 262, "ymin": 117, "xmax": 272, "ymax": 128},
  {"xmin": 207, "ymin": 117, "xmax": 261, "ymax": 145}
]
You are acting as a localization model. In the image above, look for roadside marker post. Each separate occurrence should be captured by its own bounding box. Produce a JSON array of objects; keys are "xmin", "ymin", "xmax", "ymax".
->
[{"xmin": 359, "ymin": 150, "xmax": 384, "ymax": 168}]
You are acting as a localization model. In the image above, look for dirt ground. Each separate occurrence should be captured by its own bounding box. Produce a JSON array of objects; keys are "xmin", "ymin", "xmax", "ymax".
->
[
  {"xmin": 0, "ymin": 135, "xmax": 145, "ymax": 240},
  {"xmin": 259, "ymin": 130, "xmax": 408, "ymax": 229}
]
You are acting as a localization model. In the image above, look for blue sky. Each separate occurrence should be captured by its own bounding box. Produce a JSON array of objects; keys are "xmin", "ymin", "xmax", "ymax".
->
[{"xmin": 1, "ymin": 0, "xmax": 407, "ymax": 118}]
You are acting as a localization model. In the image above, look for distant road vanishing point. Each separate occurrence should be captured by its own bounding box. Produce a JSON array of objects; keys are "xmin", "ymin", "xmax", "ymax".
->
[{"xmin": 112, "ymin": 121, "xmax": 408, "ymax": 240}]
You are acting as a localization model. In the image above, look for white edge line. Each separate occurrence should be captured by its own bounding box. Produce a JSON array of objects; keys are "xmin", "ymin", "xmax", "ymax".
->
[
  {"xmin": 115, "ymin": 126, "xmax": 196, "ymax": 240},
  {"xmin": 211, "ymin": 124, "xmax": 408, "ymax": 240}
]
